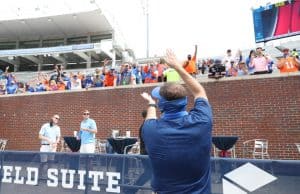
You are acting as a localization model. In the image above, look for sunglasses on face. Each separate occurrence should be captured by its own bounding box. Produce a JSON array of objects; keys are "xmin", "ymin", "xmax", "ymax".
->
[
  {"xmin": 54, "ymin": 117, "xmax": 60, "ymax": 120},
  {"xmin": 83, "ymin": 113, "xmax": 89, "ymax": 115}
]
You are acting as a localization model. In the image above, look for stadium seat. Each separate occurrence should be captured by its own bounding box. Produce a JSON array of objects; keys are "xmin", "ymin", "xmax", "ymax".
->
[
  {"xmin": 59, "ymin": 138, "xmax": 70, "ymax": 152},
  {"xmin": 295, "ymin": 143, "xmax": 300, "ymax": 154},
  {"xmin": 243, "ymin": 139, "xmax": 270, "ymax": 159},
  {"xmin": 95, "ymin": 139, "xmax": 107, "ymax": 153},
  {"xmin": 124, "ymin": 142, "xmax": 140, "ymax": 154},
  {"xmin": 0, "ymin": 139, "xmax": 8, "ymax": 151},
  {"xmin": 213, "ymin": 145, "xmax": 236, "ymax": 158}
]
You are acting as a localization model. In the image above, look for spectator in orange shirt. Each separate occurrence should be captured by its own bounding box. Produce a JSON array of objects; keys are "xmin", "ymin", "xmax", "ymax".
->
[
  {"xmin": 183, "ymin": 45, "xmax": 197, "ymax": 76},
  {"xmin": 57, "ymin": 78, "xmax": 66, "ymax": 90},
  {"xmin": 277, "ymin": 48, "xmax": 300, "ymax": 73},
  {"xmin": 102, "ymin": 59, "xmax": 116, "ymax": 87}
]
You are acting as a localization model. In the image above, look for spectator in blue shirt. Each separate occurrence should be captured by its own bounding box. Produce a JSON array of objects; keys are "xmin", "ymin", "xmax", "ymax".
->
[
  {"xmin": 0, "ymin": 69, "xmax": 4, "ymax": 80},
  {"xmin": 63, "ymin": 77, "xmax": 71, "ymax": 90},
  {"xmin": 246, "ymin": 50, "xmax": 256, "ymax": 74},
  {"xmin": 84, "ymin": 74, "xmax": 94, "ymax": 88},
  {"xmin": 26, "ymin": 84, "xmax": 35, "ymax": 93},
  {"xmin": 35, "ymin": 83, "xmax": 46, "ymax": 92},
  {"xmin": 77, "ymin": 110, "xmax": 97, "ymax": 153},
  {"xmin": 140, "ymin": 49, "xmax": 213, "ymax": 194},
  {"xmin": 6, "ymin": 80, "xmax": 18, "ymax": 94},
  {"xmin": 120, "ymin": 63, "xmax": 132, "ymax": 85},
  {"xmin": 131, "ymin": 64, "xmax": 142, "ymax": 84}
]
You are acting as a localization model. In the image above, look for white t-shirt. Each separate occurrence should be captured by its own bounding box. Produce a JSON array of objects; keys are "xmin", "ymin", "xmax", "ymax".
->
[
  {"xmin": 71, "ymin": 79, "xmax": 82, "ymax": 90},
  {"xmin": 39, "ymin": 123, "xmax": 61, "ymax": 144},
  {"xmin": 222, "ymin": 55, "xmax": 235, "ymax": 71}
]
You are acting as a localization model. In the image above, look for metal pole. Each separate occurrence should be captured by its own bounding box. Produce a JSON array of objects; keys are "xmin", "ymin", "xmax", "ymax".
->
[
  {"xmin": 146, "ymin": 0, "xmax": 149, "ymax": 58},
  {"xmin": 112, "ymin": 31, "xmax": 116, "ymax": 67}
]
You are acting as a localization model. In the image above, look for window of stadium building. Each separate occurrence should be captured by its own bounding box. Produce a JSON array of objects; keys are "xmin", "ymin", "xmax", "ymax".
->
[
  {"xmin": 0, "ymin": 42, "xmax": 16, "ymax": 50},
  {"xmin": 67, "ymin": 37, "xmax": 87, "ymax": 45},
  {"xmin": 19, "ymin": 40, "xmax": 40, "ymax": 49},
  {"xmin": 42, "ymin": 39, "xmax": 64, "ymax": 47},
  {"xmin": 91, "ymin": 34, "xmax": 112, "ymax": 43}
]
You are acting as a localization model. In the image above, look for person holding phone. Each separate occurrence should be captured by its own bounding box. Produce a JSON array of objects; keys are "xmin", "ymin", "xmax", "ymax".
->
[{"xmin": 249, "ymin": 47, "xmax": 270, "ymax": 74}]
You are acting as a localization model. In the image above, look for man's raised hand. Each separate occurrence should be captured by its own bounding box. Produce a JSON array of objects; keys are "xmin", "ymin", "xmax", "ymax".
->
[
  {"xmin": 165, "ymin": 49, "xmax": 182, "ymax": 70},
  {"xmin": 141, "ymin": 92, "xmax": 155, "ymax": 104}
]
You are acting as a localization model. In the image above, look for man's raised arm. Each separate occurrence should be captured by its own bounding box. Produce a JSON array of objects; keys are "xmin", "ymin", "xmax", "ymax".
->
[{"xmin": 165, "ymin": 49, "xmax": 207, "ymax": 100}]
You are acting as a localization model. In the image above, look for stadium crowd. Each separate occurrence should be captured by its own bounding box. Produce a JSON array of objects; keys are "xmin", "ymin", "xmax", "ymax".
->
[{"xmin": 0, "ymin": 46, "xmax": 299, "ymax": 95}]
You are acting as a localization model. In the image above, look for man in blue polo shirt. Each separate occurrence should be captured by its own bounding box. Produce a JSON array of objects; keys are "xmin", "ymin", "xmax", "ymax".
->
[
  {"xmin": 141, "ymin": 49, "xmax": 213, "ymax": 194},
  {"xmin": 77, "ymin": 110, "xmax": 97, "ymax": 153}
]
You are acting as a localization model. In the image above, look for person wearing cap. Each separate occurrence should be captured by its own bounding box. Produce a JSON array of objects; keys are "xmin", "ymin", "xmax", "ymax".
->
[
  {"xmin": 93, "ymin": 71, "xmax": 104, "ymax": 87},
  {"xmin": 6, "ymin": 80, "xmax": 18, "ymax": 94},
  {"xmin": 140, "ymin": 49, "xmax": 213, "ymax": 194},
  {"xmin": 277, "ymin": 48, "xmax": 300, "ymax": 73}
]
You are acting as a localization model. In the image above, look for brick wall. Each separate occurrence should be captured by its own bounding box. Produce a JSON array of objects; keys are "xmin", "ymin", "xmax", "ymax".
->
[{"xmin": 0, "ymin": 73, "xmax": 299, "ymax": 160}]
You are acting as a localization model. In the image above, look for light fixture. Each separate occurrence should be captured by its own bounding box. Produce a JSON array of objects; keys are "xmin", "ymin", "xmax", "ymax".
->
[
  {"xmin": 20, "ymin": 20, "xmax": 26, "ymax": 24},
  {"xmin": 72, "ymin": 14, "xmax": 77, "ymax": 19},
  {"xmin": 47, "ymin": 18, "xmax": 52, "ymax": 22}
]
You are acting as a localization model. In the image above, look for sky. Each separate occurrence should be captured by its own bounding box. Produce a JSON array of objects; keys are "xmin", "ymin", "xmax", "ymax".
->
[
  {"xmin": 0, "ymin": 0, "xmax": 283, "ymax": 59},
  {"xmin": 102, "ymin": 0, "xmax": 282, "ymax": 58}
]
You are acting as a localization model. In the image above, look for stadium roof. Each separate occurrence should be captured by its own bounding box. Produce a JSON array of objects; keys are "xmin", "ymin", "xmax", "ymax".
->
[
  {"xmin": 0, "ymin": 0, "xmax": 134, "ymax": 71},
  {"xmin": 0, "ymin": 9, "xmax": 112, "ymax": 41}
]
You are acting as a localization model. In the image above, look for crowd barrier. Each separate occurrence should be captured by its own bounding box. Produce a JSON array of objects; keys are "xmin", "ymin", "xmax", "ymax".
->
[{"xmin": 0, "ymin": 151, "xmax": 299, "ymax": 194}]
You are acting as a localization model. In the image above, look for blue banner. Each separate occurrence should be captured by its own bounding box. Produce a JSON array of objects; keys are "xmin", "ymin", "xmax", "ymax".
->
[
  {"xmin": 0, "ymin": 151, "xmax": 299, "ymax": 194},
  {"xmin": 0, "ymin": 43, "xmax": 95, "ymax": 57}
]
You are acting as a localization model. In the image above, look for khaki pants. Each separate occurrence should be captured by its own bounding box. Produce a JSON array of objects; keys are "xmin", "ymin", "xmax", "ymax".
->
[{"xmin": 80, "ymin": 142, "xmax": 95, "ymax": 153}]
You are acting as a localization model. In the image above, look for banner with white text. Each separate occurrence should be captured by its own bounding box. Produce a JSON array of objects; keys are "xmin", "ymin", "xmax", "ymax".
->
[{"xmin": 0, "ymin": 151, "xmax": 299, "ymax": 194}]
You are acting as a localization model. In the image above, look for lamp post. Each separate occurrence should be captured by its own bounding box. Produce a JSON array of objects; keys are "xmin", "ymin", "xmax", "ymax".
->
[
  {"xmin": 141, "ymin": 0, "xmax": 150, "ymax": 58},
  {"xmin": 146, "ymin": 0, "xmax": 149, "ymax": 58}
]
